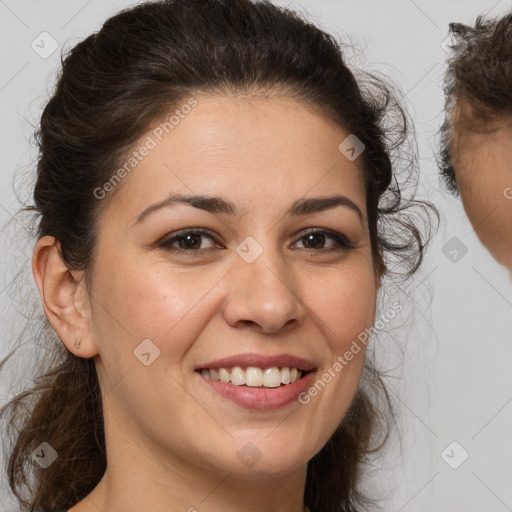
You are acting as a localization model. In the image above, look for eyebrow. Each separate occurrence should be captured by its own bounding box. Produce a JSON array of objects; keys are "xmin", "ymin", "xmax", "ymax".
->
[{"xmin": 134, "ymin": 193, "xmax": 364, "ymax": 225}]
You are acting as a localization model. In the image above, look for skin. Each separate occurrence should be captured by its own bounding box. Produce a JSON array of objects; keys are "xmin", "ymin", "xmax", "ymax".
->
[
  {"xmin": 32, "ymin": 93, "xmax": 380, "ymax": 512},
  {"xmin": 450, "ymin": 100, "xmax": 512, "ymax": 269}
]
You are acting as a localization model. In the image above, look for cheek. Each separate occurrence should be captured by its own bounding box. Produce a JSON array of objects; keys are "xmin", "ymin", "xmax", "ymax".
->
[
  {"xmin": 305, "ymin": 263, "xmax": 377, "ymax": 349},
  {"xmin": 314, "ymin": 262, "xmax": 377, "ymax": 390},
  {"xmin": 456, "ymin": 142, "xmax": 511, "ymax": 213},
  {"xmin": 93, "ymin": 258, "xmax": 221, "ymax": 357},
  {"xmin": 458, "ymin": 169, "xmax": 498, "ymax": 218},
  {"xmin": 456, "ymin": 155, "xmax": 512, "ymax": 266},
  {"xmin": 294, "ymin": 265, "xmax": 376, "ymax": 449}
]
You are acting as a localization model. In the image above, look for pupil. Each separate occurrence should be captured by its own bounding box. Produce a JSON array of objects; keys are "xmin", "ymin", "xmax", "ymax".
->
[
  {"xmin": 306, "ymin": 233, "xmax": 324, "ymax": 249},
  {"xmin": 180, "ymin": 234, "xmax": 201, "ymax": 250}
]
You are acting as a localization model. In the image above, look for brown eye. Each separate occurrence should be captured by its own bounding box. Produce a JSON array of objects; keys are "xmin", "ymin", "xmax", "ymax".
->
[
  {"xmin": 158, "ymin": 228, "xmax": 353, "ymax": 255},
  {"xmin": 159, "ymin": 229, "xmax": 219, "ymax": 252},
  {"xmin": 293, "ymin": 229, "xmax": 354, "ymax": 252},
  {"xmin": 299, "ymin": 232, "xmax": 328, "ymax": 250}
]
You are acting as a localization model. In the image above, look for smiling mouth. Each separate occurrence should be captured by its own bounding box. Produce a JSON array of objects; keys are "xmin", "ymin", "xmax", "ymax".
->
[{"xmin": 195, "ymin": 366, "xmax": 312, "ymax": 388}]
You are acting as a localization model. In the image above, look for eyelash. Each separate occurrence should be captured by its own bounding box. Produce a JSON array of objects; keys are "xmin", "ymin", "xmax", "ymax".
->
[{"xmin": 157, "ymin": 228, "xmax": 355, "ymax": 255}]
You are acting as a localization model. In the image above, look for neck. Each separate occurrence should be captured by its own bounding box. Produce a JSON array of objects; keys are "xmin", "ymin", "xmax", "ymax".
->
[{"xmin": 77, "ymin": 464, "xmax": 309, "ymax": 512}]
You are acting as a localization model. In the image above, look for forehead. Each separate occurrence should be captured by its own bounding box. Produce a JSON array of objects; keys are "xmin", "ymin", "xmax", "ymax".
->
[
  {"xmin": 451, "ymin": 99, "xmax": 512, "ymax": 138},
  {"xmin": 449, "ymin": 100, "xmax": 509, "ymax": 167},
  {"xmin": 449, "ymin": 101, "xmax": 512, "ymax": 189},
  {"xmin": 102, "ymin": 93, "xmax": 367, "ymax": 223}
]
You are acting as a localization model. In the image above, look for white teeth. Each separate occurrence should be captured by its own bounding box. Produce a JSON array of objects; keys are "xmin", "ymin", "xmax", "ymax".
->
[
  {"xmin": 263, "ymin": 367, "xmax": 282, "ymax": 388},
  {"xmin": 245, "ymin": 367, "xmax": 263, "ymax": 387},
  {"xmin": 230, "ymin": 366, "xmax": 245, "ymax": 386},
  {"xmin": 199, "ymin": 366, "xmax": 304, "ymax": 387},
  {"xmin": 219, "ymin": 368, "xmax": 230, "ymax": 383}
]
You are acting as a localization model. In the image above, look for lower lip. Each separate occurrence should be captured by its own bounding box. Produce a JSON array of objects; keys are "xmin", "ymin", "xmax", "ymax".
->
[{"xmin": 197, "ymin": 370, "xmax": 316, "ymax": 410}]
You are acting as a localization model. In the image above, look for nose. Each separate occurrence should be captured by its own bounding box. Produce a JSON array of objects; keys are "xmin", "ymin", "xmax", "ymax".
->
[{"xmin": 221, "ymin": 247, "xmax": 305, "ymax": 334}]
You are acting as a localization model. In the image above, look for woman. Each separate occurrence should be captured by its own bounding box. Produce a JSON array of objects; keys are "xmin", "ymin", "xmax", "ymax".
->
[{"xmin": 0, "ymin": 1, "xmax": 435, "ymax": 511}]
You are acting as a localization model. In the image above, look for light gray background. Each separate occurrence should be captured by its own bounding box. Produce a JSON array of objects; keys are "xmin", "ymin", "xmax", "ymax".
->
[{"xmin": 1, "ymin": 0, "xmax": 512, "ymax": 510}]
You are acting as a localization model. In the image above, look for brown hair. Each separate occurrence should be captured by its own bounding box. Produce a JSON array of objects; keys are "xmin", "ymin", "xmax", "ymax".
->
[
  {"xmin": 0, "ymin": 1, "xmax": 436, "ymax": 511},
  {"xmin": 439, "ymin": 12, "xmax": 512, "ymax": 194}
]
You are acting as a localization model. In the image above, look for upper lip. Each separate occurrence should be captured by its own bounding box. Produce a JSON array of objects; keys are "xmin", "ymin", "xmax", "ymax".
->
[{"xmin": 195, "ymin": 353, "xmax": 317, "ymax": 372}]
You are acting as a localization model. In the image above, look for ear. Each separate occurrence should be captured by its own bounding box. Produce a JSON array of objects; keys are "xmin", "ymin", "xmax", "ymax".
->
[{"xmin": 32, "ymin": 235, "xmax": 99, "ymax": 358}]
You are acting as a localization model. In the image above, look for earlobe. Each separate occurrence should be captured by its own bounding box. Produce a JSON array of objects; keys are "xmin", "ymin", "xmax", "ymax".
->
[{"xmin": 31, "ymin": 235, "xmax": 99, "ymax": 358}]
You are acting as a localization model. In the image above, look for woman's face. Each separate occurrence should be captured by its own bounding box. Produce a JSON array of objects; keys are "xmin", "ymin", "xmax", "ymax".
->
[{"xmin": 86, "ymin": 93, "xmax": 378, "ymax": 479}]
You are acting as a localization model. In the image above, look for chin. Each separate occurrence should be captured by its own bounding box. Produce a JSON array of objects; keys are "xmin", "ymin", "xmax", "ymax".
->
[
  {"xmin": 204, "ymin": 439, "xmax": 313, "ymax": 479},
  {"xmin": 482, "ymin": 241, "xmax": 512, "ymax": 269},
  {"xmin": 229, "ymin": 455, "xmax": 310, "ymax": 480},
  {"xmin": 492, "ymin": 250, "xmax": 512, "ymax": 270},
  {"xmin": 473, "ymin": 227, "xmax": 512, "ymax": 270}
]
